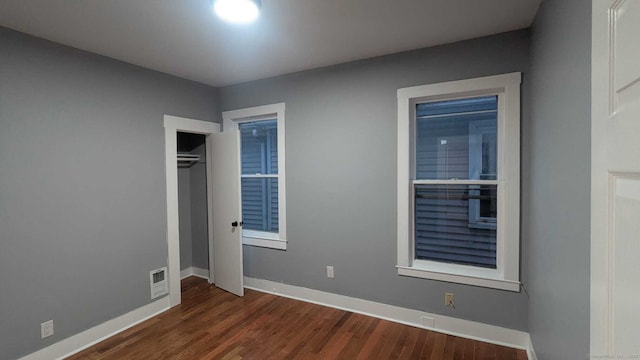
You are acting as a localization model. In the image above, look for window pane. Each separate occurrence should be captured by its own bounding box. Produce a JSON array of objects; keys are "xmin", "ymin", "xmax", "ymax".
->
[
  {"xmin": 415, "ymin": 96, "xmax": 497, "ymax": 180},
  {"xmin": 241, "ymin": 177, "xmax": 279, "ymax": 232},
  {"xmin": 478, "ymin": 186, "xmax": 497, "ymax": 218},
  {"xmin": 240, "ymin": 120, "xmax": 278, "ymax": 175},
  {"xmin": 481, "ymin": 133, "xmax": 497, "ymax": 179},
  {"xmin": 414, "ymin": 184, "xmax": 497, "ymax": 268}
]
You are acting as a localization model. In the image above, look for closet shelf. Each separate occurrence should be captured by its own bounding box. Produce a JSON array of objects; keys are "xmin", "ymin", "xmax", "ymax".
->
[{"xmin": 177, "ymin": 153, "xmax": 200, "ymax": 168}]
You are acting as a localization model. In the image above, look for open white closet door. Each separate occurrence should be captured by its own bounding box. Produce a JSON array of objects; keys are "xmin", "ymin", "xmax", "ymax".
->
[
  {"xmin": 210, "ymin": 130, "xmax": 244, "ymax": 296},
  {"xmin": 592, "ymin": 0, "xmax": 640, "ymax": 356}
]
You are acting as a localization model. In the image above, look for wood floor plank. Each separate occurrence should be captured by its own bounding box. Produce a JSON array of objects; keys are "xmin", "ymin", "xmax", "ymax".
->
[
  {"xmin": 354, "ymin": 319, "xmax": 389, "ymax": 360},
  {"xmin": 442, "ymin": 335, "xmax": 456, "ymax": 360},
  {"xmin": 68, "ymin": 277, "xmax": 528, "ymax": 360},
  {"xmin": 408, "ymin": 328, "xmax": 429, "ymax": 359},
  {"xmin": 517, "ymin": 349, "xmax": 530, "ymax": 360},
  {"xmin": 430, "ymin": 332, "xmax": 448, "ymax": 359},
  {"xmin": 336, "ymin": 316, "xmax": 378, "ymax": 359}
]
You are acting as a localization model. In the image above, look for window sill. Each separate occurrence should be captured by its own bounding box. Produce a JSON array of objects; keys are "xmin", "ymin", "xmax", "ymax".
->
[
  {"xmin": 396, "ymin": 265, "xmax": 520, "ymax": 292},
  {"xmin": 242, "ymin": 236, "xmax": 287, "ymax": 250}
]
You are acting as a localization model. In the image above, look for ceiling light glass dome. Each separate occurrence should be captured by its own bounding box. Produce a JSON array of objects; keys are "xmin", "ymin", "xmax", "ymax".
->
[{"xmin": 212, "ymin": 0, "xmax": 261, "ymax": 24}]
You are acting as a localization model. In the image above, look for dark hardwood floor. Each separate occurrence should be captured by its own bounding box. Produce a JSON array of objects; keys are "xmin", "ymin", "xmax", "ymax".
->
[{"xmin": 67, "ymin": 277, "xmax": 527, "ymax": 359}]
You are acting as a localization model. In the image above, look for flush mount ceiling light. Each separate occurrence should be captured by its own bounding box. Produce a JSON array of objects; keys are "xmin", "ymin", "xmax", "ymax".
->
[{"xmin": 212, "ymin": 0, "xmax": 261, "ymax": 24}]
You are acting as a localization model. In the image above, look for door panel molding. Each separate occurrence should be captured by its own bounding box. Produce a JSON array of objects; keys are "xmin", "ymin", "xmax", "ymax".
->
[{"xmin": 592, "ymin": 0, "xmax": 640, "ymax": 356}]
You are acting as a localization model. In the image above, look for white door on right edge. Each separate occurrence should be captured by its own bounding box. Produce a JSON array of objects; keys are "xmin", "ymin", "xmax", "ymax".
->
[{"xmin": 592, "ymin": 0, "xmax": 640, "ymax": 356}]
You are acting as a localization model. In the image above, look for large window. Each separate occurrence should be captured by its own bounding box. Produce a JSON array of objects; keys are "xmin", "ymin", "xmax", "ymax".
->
[
  {"xmin": 223, "ymin": 103, "xmax": 287, "ymax": 250},
  {"xmin": 397, "ymin": 73, "xmax": 521, "ymax": 291}
]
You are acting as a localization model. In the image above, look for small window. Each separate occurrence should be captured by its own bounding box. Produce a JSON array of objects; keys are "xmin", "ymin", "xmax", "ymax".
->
[
  {"xmin": 223, "ymin": 103, "xmax": 287, "ymax": 250},
  {"xmin": 397, "ymin": 73, "xmax": 521, "ymax": 291},
  {"xmin": 240, "ymin": 120, "xmax": 279, "ymax": 233}
]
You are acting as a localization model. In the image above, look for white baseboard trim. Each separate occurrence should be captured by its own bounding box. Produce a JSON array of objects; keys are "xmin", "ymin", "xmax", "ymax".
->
[
  {"xmin": 180, "ymin": 266, "xmax": 209, "ymax": 280},
  {"xmin": 244, "ymin": 277, "xmax": 535, "ymax": 358},
  {"xmin": 526, "ymin": 334, "xmax": 538, "ymax": 360},
  {"xmin": 17, "ymin": 277, "xmax": 537, "ymax": 360},
  {"xmin": 19, "ymin": 297, "xmax": 170, "ymax": 360}
]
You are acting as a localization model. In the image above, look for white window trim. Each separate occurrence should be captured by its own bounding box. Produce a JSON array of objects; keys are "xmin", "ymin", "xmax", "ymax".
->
[
  {"xmin": 222, "ymin": 103, "xmax": 287, "ymax": 250},
  {"xmin": 397, "ymin": 73, "xmax": 521, "ymax": 292}
]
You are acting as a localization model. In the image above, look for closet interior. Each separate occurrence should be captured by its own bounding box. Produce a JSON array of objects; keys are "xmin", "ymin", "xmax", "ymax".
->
[{"xmin": 177, "ymin": 132, "xmax": 209, "ymax": 279}]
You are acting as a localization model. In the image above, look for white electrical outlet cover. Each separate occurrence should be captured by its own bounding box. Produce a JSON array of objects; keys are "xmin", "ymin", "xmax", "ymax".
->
[
  {"xmin": 420, "ymin": 316, "xmax": 435, "ymax": 328},
  {"xmin": 326, "ymin": 266, "xmax": 334, "ymax": 278},
  {"xmin": 41, "ymin": 320, "xmax": 54, "ymax": 339}
]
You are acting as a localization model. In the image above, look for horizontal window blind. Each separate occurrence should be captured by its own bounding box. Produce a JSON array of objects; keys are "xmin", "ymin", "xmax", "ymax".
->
[
  {"xmin": 241, "ymin": 178, "xmax": 278, "ymax": 232},
  {"xmin": 414, "ymin": 184, "xmax": 497, "ymax": 268}
]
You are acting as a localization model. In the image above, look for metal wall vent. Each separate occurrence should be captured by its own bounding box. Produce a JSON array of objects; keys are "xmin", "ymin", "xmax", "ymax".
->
[{"xmin": 150, "ymin": 267, "xmax": 168, "ymax": 299}]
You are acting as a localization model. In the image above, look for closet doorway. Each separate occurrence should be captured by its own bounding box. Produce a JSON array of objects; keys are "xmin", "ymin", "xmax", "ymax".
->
[
  {"xmin": 164, "ymin": 116, "xmax": 218, "ymax": 307},
  {"xmin": 177, "ymin": 132, "xmax": 209, "ymax": 282},
  {"xmin": 163, "ymin": 115, "xmax": 244, "ymax": 307}
]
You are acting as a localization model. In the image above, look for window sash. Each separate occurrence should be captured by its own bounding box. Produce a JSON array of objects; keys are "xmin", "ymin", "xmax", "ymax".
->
[
  {"xmin": 412, "ymin": 96, "xmax": 500, "ymax": 182},
  {"xmin": 241, "ymin": 177, "xmax": 278, "ymax": 232},
  {"xmin": 411, "ymin": 95, "xmax": 502, "ymax": 269},
  {"xmin": 239, "ymin": 119, "xmax": 278, "ymax": 176},
  {"xmin": 241, "ymin": 174, "xmax": 278, "ymax": 178},
  {"xmin": 240, "ymin": 119, "xmax": 279, "ymax": 233},
  {"xmin": 410, "ymin": 182, "xmax": 501, "ymax": 268}
]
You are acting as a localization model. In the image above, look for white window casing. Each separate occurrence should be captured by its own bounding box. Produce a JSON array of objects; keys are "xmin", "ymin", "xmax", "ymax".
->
[
  {"xmin": 397, "ymin": 73, "xmax": 521, "ymax": 291},
  {"xmin": 222, "ymin": 103, "xmax": 287, "ymax": 250}
]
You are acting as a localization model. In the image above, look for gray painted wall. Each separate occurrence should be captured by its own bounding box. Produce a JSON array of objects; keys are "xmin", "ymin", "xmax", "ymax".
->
[
  {"xmin": 189, "ymin": 143, "xmax": 210, "ymax": 270},
  {"xmin": 0, "ymin": 27, "xmax": 218, "ymax": 359},
  {"xmin": 177, "ymin": 142, "xmax": 209, "ymax": 271},
  {"xmin": 526, "ymin": 0, "xmax": 591, "ymax": 359},
  {"xmin": 178, "ymin": 167, "xmax": 193, "ymax": 270},
  {"xmin": 220, "ymin": 30, "xmax": 531, "ymax": 331}
]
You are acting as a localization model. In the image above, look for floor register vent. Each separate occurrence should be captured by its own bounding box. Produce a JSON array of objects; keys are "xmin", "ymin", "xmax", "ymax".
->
[{"xmin": 150, "ymin": 267, "xmax": 168, "ymax": 299}]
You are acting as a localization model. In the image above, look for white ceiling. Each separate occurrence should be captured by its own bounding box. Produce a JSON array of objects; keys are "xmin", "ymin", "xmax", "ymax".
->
[{"xmin": 0, "ymin": 0, "xmax": 541, "ymax": 87}]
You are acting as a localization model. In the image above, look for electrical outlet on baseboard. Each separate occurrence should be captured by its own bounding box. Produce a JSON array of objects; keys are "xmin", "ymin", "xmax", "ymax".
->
[{"xmin": 420, "ymin": 316, "xmax": 435, "ymax": 328}]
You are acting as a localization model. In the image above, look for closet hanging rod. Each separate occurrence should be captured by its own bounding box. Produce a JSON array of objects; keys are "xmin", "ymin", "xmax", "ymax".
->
[{"xmin": 177, "ymin": 153, "xmax": 201, "ymax": 167}]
